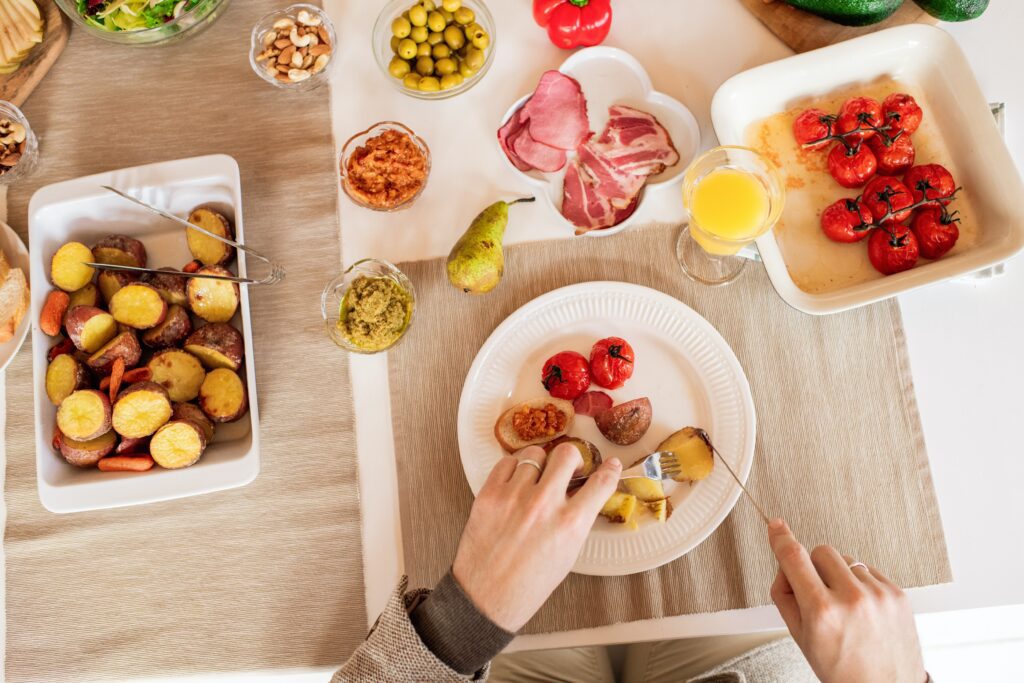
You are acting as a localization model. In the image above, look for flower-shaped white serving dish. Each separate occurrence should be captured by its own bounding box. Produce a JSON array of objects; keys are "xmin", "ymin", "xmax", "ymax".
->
[
  {"xmin": 712, "ymin": 25, "xmax": 1024, "ymax": 315},
  {"xmin": 499, "ymin": 47, "xmax": 700, "ymax": 237}
]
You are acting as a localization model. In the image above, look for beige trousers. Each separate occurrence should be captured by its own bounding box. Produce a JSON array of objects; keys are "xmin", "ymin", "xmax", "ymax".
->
[{"xmin": 489, "ymin": 632, "xmax": 790, "ymax": 683}]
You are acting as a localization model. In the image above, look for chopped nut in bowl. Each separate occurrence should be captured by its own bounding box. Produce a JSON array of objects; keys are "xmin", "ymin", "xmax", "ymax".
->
[
  {"xmin": 340, "ymin": 122, "xmax": 431, "ymax": 211},
  {"xmin": 0, "ymin": 101, "xmax": 37, "ymax": 184},
  {"xmin": 251, "ymin": 4, "xmax": 335, "ymax": 90}
]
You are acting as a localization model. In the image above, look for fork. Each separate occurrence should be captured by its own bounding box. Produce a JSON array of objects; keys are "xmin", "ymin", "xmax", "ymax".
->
[{"xmin": 102, "ymin": 185, "xmax": 286, "ymax": 286}]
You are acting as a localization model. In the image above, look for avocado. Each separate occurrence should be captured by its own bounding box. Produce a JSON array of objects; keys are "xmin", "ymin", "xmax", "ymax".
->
[
  {"xmin": 912, "ymin": 0, "xmax": 988, "ymax": 21},
  {"xmin": 783, "ymin": 0, "xmax": 905, "ymax": 26}
]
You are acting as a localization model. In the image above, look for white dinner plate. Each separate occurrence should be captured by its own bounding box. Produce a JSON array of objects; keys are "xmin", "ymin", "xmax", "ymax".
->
[
  {"xmin": 0, "ymin": 220, "xmax": 30, "ymax": 373},
  {"xmin": 499, "ymin": 47, "xmax": 701, "ymax": 238},
  {"xmin": 457, "ymin": 282, "xmax": 756, "ymax": 576},
  {"xmin": 28, "ymin": 154, "xmax": 261, "ymax": 513}
]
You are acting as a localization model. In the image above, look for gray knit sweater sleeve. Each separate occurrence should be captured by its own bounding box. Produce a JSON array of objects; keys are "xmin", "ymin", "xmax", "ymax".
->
[{"xmin": 331, "ymin": 575, "xmax": 513, "ymax": 682}]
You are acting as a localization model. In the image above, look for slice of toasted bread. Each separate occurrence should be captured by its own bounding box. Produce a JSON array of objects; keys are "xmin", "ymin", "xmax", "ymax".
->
[
  {"xmin": 0, "ymin": 248, "xmax": 10, "ymax": 281},
  {"xmin": 0, "ymin": 266, "xmax": 28, "ymax": 343},
  {"xmin": 494, "ymin": 397, "xmax": 575, "ymax": 453}
]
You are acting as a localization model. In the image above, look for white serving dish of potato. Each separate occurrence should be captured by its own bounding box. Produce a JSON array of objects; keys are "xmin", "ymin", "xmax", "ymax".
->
[{"xmin": 28, "ymin": 154, "xmax": 261, "ymax": 513}]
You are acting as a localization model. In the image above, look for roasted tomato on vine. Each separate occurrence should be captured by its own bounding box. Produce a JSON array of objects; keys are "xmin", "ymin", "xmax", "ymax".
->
[
  {"xmin": 882, "ymin": 92, "xmax": 923, "ymax": 136},
  {"xmin": 911, "ymin": 206, "xmax": 960, "ymax": 260},
  {"xmin": 542, "ymin": 350, "xmax": 591, "ymax": 400},
  {"xmin": 836, "ymin": 96, "xmax": 883, "ymax": 143},
  {"xmin": 820, "ymin": 197, "xmax": 873, "ymax": 243},
  {"xmin": 827, "ymin": 142, "xmax": 877, "ymax": 188},
  {"xmin": 792, "ymin": 108, "xmax": 836, "ymax": 149},
  {"xmin": 868, "ymin": 225, "xmax": 920, "ymax": 275},
  {"xmin": 589, "ymin": 337, "xmax": 635, "ymax": 390},
  {"xmin": 862, "ymin": 175, "xmax": 914, "ymax": 225},
  {"xmin": 903, "ymin": 164, "xmax": 956, "ymax": 204},
  {"xmin": 866, "ymin": 132, "xmax": 915, "ymax": 176}
]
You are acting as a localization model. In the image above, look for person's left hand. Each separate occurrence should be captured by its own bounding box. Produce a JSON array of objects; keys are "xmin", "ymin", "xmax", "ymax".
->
[{"xmin": 452, "ymin": 443, "xmax": 621, "ymax": 632}]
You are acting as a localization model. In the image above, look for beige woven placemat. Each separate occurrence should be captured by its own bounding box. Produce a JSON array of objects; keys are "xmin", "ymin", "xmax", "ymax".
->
[
  {"xmin": 2, "ymin": 3, "xmax": 366, "ymax": 681},
  {"xmin": 389, "ymin": 223, "xmax": 951, "ymax": 635}
]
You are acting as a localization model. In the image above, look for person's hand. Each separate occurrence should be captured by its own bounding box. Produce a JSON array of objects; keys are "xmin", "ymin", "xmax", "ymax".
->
[
  {"xmin": 452, "ymin": 443, "xmax": 621, "ymax": 632},
  {"xmin": 768, "ymin": 518, "xmax": 927, "ymax": 683}
]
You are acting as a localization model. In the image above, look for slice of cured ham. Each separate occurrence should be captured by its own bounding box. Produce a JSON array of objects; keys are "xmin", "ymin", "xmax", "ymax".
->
[
  {"xmin": 562, "ymin": 158, "xmax": 642, "ymax": 235},
  {"xmin": 497, "ymin": 108, "xmax": 534, "ymax": 172},
  {"xmin": 521, "ymin": 71, "xmax": 590, "ymax": 151},
  {"xmin": 588, "ymin": 105, "xmax": 680, "ymax": 177}
]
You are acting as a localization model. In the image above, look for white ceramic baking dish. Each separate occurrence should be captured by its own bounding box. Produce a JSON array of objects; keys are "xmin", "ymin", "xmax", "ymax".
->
[
  {"xmin": 28, "ymin": 155, "xmax": 260, "ymax": 513},
  {"xmin": 712, "ymin": 24, "xmax": 1024, "ymax": 315}
]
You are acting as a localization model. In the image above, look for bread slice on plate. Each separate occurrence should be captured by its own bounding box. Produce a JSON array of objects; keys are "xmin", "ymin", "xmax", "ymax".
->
[
  {"xmin": 0, "ymin": 266, "xmax": 29, "ymax": 343},
  {"xmin": 0, "ymin": 247, "xmax": 10, "ymax": 281},
  {"xmin": 494, "ymin": 397, "xmax": 575, "ymax": 452}
]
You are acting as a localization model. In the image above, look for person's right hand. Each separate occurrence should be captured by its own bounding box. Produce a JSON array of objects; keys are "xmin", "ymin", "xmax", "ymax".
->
[{"xmin": 768, "ymin": 518, "xmax": 927, "ymax": 683}]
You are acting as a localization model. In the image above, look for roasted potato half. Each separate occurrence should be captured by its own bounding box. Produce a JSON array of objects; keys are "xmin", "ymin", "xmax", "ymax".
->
[
  {"xmin": 198, "ymin": 368, "xmax": 248, "ymax": 423},
  {"xmin": 150, "ymin": 419, "xmax": 207, "ymax": 469},
  {"xmin": 45, "ymin": 353, "xmax": 89, "ymax": 406},
  {"xmin": 56, "ymin": 389, "xmax": 112, "ymax": 441},
  {"xmin": 146, "ymin": 267, "xmax": 189, "ymax": 307},
  {"xmin": 595, "ymin": 398, "xmax": 652, "ymax": 446},
  {"xmin": 184, "ymin": 322, "xmax": 244, "ymax": 370},
  {"xmin": 186, "ymin": 208, "xmax": 234, "ymax": 266},
  {"xmin": 187, "ymin": 266, "xmax": 239, "ymax": 323},
  {"xmin": 112, "ymin": 381, "xmax": 173, "ymax": 439},
  {"xmin": 59, "ymin": 429, "xmax": 118, "ymax": 468},
  {"xmin": 141, "ymin": 304, "xmax": 192, "ymax": 349},
  {"xmin": 64, "ymin": 305, "xmax": 118, "ymax": 353},
  {"xmin": 600, "ymin": 491, "xmax": 638, "ymax": 525},
  {"xmin": 98, "ymin": 269, "xmax": 140, "ymax": 305},
  {"xmin": 92, "ymin": 235, "xmax": 147, "ymax": 268},
  {"xmin": 109, "ymin": 283, "xmax": 168, "ymax": 330},
  {"xmin": 87, "ymin": 331, "xmax": 142, "ymax": 375},
  {"xmin": 544, "ymin": 436, "xmax": 602, "ymax": 481},
  {"xmin": 50, "ymin": 242, "xmax": 96, "ymax": 292},
  {"xmin": 659, "ymin": 427, "xmax": 715, "ymax": 483},
  {"xmin": 172, "ymin": 402, "xmax": 216, "ymax": 443},
  {"xmin": 147, "ymin": 349, "xmax": 206, "ymax": 402},
  {"xmin": 67, "ymin": 282, "xmax": 101, "ymax": 311}
]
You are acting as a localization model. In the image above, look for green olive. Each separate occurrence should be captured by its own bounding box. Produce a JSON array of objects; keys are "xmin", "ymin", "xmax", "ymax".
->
[
  {"xmin": 403, "ymin": 73, "xmax": 422, "ymax": 89},
  {"xmin": 442, "ymin": 0, "xmax": 461, "ymax": 11},
  {"xmin": 416, "ymin": 41, "xmax": 432, "ymax": 57},
  {"xmin": 471, "ymin": 32, "xmax": 489, "ymax": 50},
  {"xmin": 388, "ymin": 56, "xmax": 411, "ymax": 78},
  {"xmin": 410, "ymin": 25, "xmax": 428, "ymax": 43},
  {"xmin": 421, "ymin": 0, "xmax": 436, "ymax": 10},
  {"xmin": 418, "ymin": 76, "xmax": 441, "ymax": 92},
  {"xmin": 432, "ymin": 43, "xmax": 451, "ymax": 59},
  {"xmin": 440, "ymin": 73, "xmax": 460, "ymax": 90},
  {"xmin": 427, "ymin": 30, "xmax": 444, "ymax": 45},
  {"xmin": 453, "ymin": 6, "xmax": 474, "ymax": 24},
  {"xmin": 440, "ymin": 8, "xmax": 454, "ymax": 21},
  {"xmin": 426, "ymin": 10, "xmax": 446, "ymax": 32},
  {"xmin": 397, "ymin": 38, "xmax": 418, "ymax": 59},
  {"xmin": 392, "ymin": 16, "xmax": 412, "ymax": 38},
  {"xmin": 458, "ymin": 61, "xmax": 477, "ymax": 78},
  {"xmin": 409, "ymin": 4, "xmax": 428, "ymax": 26},
  {"xmin": 415, "ymin": 56, "xmax": 435, "ymax": 76},
  {"xmin": 390, "ymin": 35, "xmax": 401, "ymax": 52},
  {"xmin": 443, "ymin": 24, "xmax": 465, "ymax": 49},
  {"xmin": 402, "ymin": 10, "xmax": 410, "ymax": 20},
  {"xmin": 464, "ymin": 47, "xmax": 485, "ymax": 70},
  {"xmin": 435, "ymin": 57, "xmax": 457, "ymax": 75}
]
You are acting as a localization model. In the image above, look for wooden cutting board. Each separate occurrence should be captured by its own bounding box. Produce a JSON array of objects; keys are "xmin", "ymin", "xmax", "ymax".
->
[
  {"xmin": 0, "ymin": 0, "xmax": 70, "ymax": 107},
  {"xmin": 740, "ymin": 0, "xmax": 938, "ymax": 53}
]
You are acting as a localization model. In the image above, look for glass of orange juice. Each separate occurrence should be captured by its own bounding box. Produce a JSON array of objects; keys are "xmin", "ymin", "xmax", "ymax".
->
[{"xmin": 677, "ymin": 146, "xmax": 785, "ymax": 285}]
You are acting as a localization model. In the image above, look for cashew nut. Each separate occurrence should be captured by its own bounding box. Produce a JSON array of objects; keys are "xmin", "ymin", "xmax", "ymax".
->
[
  {"xmin": 290, "ymin": 26, "xmax": 313, "ymax": 47},
  {"xmin": 296, "ymin": 10, "xmax": 322, "ymax": 27},
  {"xmin": 311, "ymin": 53, "xmax": 331, "ymax": 74},
  {"xmin": 272, "ymin": 17, "xmax": 295, "ymax": 30}
]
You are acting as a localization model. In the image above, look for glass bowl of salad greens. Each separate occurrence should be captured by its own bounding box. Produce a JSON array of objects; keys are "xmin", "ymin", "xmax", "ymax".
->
[{"xmin": 55, "ymin": 0, "xmax": 231, "ymax": 45}]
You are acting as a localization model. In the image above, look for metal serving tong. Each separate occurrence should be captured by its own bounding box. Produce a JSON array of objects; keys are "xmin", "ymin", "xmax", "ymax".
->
[{"xmin": 88, "ymin": 186, "xmax": 286, "ymax": 286}]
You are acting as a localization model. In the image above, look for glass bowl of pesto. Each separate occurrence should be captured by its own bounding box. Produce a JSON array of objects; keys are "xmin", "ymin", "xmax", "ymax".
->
[
  {"xmin": 322, "ymin": 259, "xmax": 416, "ymax": 354},
  {"xmin": 55, "ymin": 0, "xmax": 230, "ymax": 45}
]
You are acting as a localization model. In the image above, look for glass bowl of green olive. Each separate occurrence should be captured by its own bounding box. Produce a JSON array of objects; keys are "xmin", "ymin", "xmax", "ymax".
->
[{"xmin": 373, "ymin": 0, "xmax": 495, "ymax": 99}]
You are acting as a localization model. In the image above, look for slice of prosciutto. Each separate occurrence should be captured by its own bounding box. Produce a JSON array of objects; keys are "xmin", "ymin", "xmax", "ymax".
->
[
  {"xmin": 588, "ymin": 105, "xmax": 680, "ymax": 177},
  {"xmin": 497, "ymin": 107, "xmax": 534, "ymax": 172},
  {"xmin": 521, "ymin": 70, "xmax": 590, "ymax": 151},
  {"xmin": 561, "ymin": 158, "xmax": 642, "ymax": 235}
]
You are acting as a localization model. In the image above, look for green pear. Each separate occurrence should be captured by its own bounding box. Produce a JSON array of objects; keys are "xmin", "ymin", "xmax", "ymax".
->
[{"xmin": 446, "ymin": 197, "xmax": 534, "ymax": 294}]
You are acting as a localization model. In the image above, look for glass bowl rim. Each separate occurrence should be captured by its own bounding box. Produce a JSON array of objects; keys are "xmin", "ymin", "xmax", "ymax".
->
[{"xmin": 321, "ymin": 258, "xmax": 417, "ymax": 354}]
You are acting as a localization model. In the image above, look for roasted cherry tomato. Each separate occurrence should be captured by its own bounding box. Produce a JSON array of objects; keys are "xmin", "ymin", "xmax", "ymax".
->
[
  {"xmin": 868, "ymin": 225, "xmax": 919, "ymax": 275},
  {"xmin": 542, "ymin": 350, "xmax": 591, "ymax": 400},
  {"xmin": 820, "ymin": 197, "xmax": 873, "ymax": 243},
  {"xmin": 882, "ymin": 92, "xmax": 923, "ymax": 136},
  {"xmin": 862, "ymin": 175, "xmax": 914, "ymax": 225},
  {"xmin": 589, "ymin": 337, "xmax": 635, "ymax": 390},
  {"xmin": 866, "ymin": 132, "xmax": 915, "ymax": 176},
  {"xmin": 827, "ymin": 142, "xmax": 877, "ymax": 189},
  {"xmin": 836, "ymin": 96, "xmax": 883, "ymax": 143},
  {"xmin": 903, "ymin": 164, "xmax": 956, "ymax": 205},
  {"xmin": 911, "ymin": 206, "xmax": 960, "ymax": 260},
  {"xmin": 792, "ymin": 108, "xmax": 836, "ymax": 149}
]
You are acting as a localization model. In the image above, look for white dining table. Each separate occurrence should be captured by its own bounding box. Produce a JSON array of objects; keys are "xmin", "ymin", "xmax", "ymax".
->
[{"xmin": 3, "ymin": 1, "xmax": 1024, "ymax": 681}]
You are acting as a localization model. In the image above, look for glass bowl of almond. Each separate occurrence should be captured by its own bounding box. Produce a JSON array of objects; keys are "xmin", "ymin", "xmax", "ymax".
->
[
  {"xmin": 251, "ymin": 4, "xmax": 335, "ymax": 91},
  {"xmin": 0, "ymin": 101, "xmax": 37, "ymax": 184}
]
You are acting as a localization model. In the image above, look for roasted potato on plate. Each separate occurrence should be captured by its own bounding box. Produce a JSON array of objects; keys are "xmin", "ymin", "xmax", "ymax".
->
[
  {"xmin": 147, "ymin": 349, "xmax": 206, "ymax": 402},
  {"xmin": 112, "ymin": 381, "xmax": 172, "ymax": 439},
  {"xmin": 109, "ymin": 283, "xmax": 168, "ymax": 330},
  {"xmin": 595, "ymin": 397, "xmax": 652, "ymax": 446},
  {"xmin": 59, "ymin": 429, "xmax": 118, "ymax": 467},
  {"xmin": 67, "ymin": 282, "xmax": 101, "ymax": 311},
  {"xmin": 45, "ymin": 353, "xmax": 88, "ymax": 406},
  {"xmin": 92, "ymin": 235, "xmax": 147, "ymax": 268},
  {"xmin": 183, "ymin": 322, "xmax": 244, "ymax": 370},
  {"xmin": 141, "ymin": 304, "xmax": 192, "ymax": 349},
  {"xmin": 50, "ymin": 242, "xmax": 96, "ymax": 292},
  {"xmin": 187, "ymin": 266, "xmax": 239, "ymax": 323},
  {"xmin": 146, "ymin": 267, "xmax": 189, "ymax": 307},
  {"xmin": 186, "ymin": 208, "xmax": 234, "ymax": 266},
  {"xmin": 98, "ymin": 269, "xmax": 139, "ymax": 305},
  {"xmin": 87, "ymin": 331, "xmax": 141, "ymax": 375},
  {"xmin": 56, "ymin": 389, "xmax": 112, "ymax": 441},
  {"xmin": 172, "ymin": 402, "xmax": 216, "ymax": 442},
  {"xmin": 151, "ymin": 419, "xmax": 207, "ymax": 469},
  {"xmin": 64, "ymin": 305, "xmax": 118, "ymax": 353},
  {"xmin": 659, "ymin": 427, "xmax": 715, "ymax": 483},
  {"xmin": 198, "ymin": 368, "xmax": 248, "ymax": 423}
]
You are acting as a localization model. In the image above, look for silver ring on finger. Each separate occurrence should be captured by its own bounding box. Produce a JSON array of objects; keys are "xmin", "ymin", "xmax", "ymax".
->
[
  {"xmin": 517, "ymin": 458, "xmax": 544, "ymax": 474},
  {"xmin": 848, "ymin": 560, "xmax": 869, "ymax": 573}
]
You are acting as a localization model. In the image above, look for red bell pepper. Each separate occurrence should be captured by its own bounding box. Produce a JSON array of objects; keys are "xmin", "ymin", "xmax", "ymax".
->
[{"xmin": 533, "ymin": 0, "xmax": 612, "ymax": 50}]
